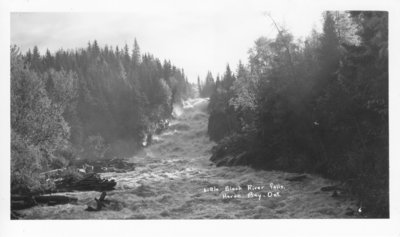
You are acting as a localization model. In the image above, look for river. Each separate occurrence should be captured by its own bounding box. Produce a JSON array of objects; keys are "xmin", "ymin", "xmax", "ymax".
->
[{"xmin": 19, "ymin": 98, "xmax": 359, "ymax": 219}]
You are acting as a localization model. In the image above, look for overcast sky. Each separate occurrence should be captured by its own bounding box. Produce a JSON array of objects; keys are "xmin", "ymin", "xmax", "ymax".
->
[{"xmin": 11, "ymin": 10, "xmax": 323, "ymax": 82}]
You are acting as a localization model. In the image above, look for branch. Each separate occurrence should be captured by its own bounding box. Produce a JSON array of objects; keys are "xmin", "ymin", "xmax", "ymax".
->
[{"xmin": 263, "ymin": 12, "xmax": 296, "ymax": 81}]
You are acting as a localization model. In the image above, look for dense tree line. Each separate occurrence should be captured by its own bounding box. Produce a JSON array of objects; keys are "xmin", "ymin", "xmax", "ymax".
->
[
  {"xmin": 11, "ymin": 39, "xmax": 194, "ymax": 194},
  {"xmin": 208, "ymin": 11, "xmax": 388, "ymax": 217}
]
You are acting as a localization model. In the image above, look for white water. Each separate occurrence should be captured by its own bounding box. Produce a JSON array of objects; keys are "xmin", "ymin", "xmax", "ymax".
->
[{"xmin": 19, "ymin": 98, "xmax": 359, "ymax": 219}]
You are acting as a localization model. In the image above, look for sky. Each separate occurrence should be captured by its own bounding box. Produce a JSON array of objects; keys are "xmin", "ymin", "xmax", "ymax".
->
[{"xmin": 11, "ymin": 9, "xmax": 323, "ymax": 82}]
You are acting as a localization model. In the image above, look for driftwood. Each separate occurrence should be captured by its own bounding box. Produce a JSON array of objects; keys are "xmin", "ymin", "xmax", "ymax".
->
[
  {"xmin": 321, "ymin": 184, "xmax": 349, "ymax": 198},
  {"xmin": 11, "ymin": 195, "xmax": 37, "ymax": 210},
  {"xmin": 11, "ymin": 194, "xmax": 78, "ymax": 210},
  {"xmin": 55, "ymin": 173, "xmax": 116, "ymax": 192},
  {"xmin": 321, "ymin": 185, "xmax": 344, "ymax": 192},
  {"xmin": 74, "ymin": 158, "xmax": 135, "ymax": 173},
  {"xmin": 285, "ymin": 174, "xmax": 307, "ymax": 182},
  {"xmin": 34, "ymin": 195, "xmax": 77, "ymax": 205},
  {"xmin": 86, "ymin": 192, "xmax": 109, "ymax": 212}
]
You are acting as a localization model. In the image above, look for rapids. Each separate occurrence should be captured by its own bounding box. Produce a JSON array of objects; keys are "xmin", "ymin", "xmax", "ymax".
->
[{"xmin": 19, "ymin": 98, "xmax": 359, "ymax": 219}]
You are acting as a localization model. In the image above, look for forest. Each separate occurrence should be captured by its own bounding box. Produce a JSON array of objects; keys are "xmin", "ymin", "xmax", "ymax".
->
[
  {"xmin": 11, "ymin": 39, "xmax": 194, "ymax": 195},
  {"xmin": 201, "ymin": 11, "xmax": 388, "ymax": 217}
]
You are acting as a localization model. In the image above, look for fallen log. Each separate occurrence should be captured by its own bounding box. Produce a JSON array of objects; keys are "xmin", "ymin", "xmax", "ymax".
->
[
  {"xmin": 55, "ymin": 173, "xmax": 116, "ymax": 192},
  {"xmin": 86, "ymin": 192, "xmax": 109, "ymax": 212},
  {"xmin": 34, "ymin": 195, "xmax": 77, "ymax": 206},
  {"xmin": 11, "ymin": 194, "xmax": 78, "ymax": 210},
  {"xmin": 11, "ymin": 195, "xmax": 36, "ymax": 210},
  {"xmin": 285, "ymin": 174, "xmax": 307, "ymax": 182},
  {"xmin": 74, "ymin": 158, "xmax": 135, "ymax": 173},
  {"xmin": 39, "ymin": 168, "xmax": 67, "ymax": 179},
  {"xmin": 321, "ymin": 185, "xmax": 344, "ymax": 192}
]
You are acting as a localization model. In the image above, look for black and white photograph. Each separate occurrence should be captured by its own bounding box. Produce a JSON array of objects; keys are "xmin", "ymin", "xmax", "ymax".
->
[{"xmin": 1, "ymin": 0, "xmax": 399, "ymax": 236}]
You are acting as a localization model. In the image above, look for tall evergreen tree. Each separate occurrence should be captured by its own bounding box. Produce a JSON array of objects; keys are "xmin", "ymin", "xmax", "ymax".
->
[{"xmin": 132, "ymin": 38, "xmax": 141, "ymax": 66}]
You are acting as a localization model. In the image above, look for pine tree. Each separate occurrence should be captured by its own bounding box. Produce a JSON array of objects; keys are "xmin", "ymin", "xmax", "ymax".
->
[
  {"xmin": 132, "ymin": 38, "xmax": 141, "ymax": 66},
  {"xmin": 44, "ymin": 49, "xmax": 54, "ymax": 69},
  {"xmin": 222, "ymin": 64, "xmax": 234, "ymax": 91},
  {"xmin": 31, "ymin": 46, "xmax": 41, "ymax": 72},
  {"xmin": 197, "ymin": 76, "xmax": 202, "ymax": 96}
]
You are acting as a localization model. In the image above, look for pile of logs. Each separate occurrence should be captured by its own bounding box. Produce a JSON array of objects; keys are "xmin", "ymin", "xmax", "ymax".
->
[
  {"xmin": 11, "ymin": 159, "xmax": 128, "ymax": 215},
  {"xmin": 55, "ymin": 173, "xmax": 116, "ymax": 192},
  {"xmin": 73, "ymin": 158, "xmax": 135, "ymax": 173},
  {"xmin": 11, "ymin": 174, "xmax": 116, "ymax": 215}
]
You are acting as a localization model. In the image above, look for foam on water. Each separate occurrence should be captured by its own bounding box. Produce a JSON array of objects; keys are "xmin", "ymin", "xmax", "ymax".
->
[{"xmin": 19, "ymin": 97, "xmax": 359, "ymax": 219}]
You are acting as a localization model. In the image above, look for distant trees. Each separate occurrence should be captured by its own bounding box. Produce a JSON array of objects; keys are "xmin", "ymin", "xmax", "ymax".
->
[
  {"xmin": 207, "ymin": 65, "xmax": 240, "ymax": 141},
  {"xmin": 196, "ymin": 66, "xmax": 239, "ymax": 140},
  {"xmin": 10, "ymin": 39, "xmax": 194, "ymax": 194},
  {"xmin": 198, "ymin": 71, "xmax": 216, "ymax": 98},
  {"xmin": 208, "ymin": 11, "xmax": 388, "ymax": 217}
]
